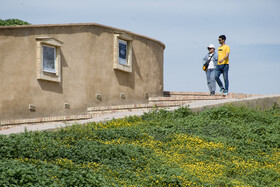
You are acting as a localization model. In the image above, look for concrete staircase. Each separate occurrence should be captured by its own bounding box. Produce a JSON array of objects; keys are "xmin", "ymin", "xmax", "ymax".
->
[{"xmin": 87, "ymin": 91, "xmax": 257, "ymax": 117}]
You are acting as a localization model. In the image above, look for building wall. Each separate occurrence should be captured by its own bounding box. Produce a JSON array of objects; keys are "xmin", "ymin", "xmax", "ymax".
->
[{"xmin": 0, "ymin": 23, "xmax": 165, "ymax": 120}]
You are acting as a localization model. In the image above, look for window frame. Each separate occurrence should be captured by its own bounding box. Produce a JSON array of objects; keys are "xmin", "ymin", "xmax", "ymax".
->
[
  {"xmin": 113, "ymin": 33, "xmax": 132, "ymax": 73},
  {"xmin": 36, "ymin": 37, "xmax": 63, "ymax": 82}
]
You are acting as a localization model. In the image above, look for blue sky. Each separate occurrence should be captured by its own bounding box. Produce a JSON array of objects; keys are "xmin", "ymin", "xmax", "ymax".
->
[{"xmin": 1, "ymin": 0, "xmax": 280, "ymax": 94}]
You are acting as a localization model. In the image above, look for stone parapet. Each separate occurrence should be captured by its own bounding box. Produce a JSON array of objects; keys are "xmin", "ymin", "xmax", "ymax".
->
[
  {"xmin": 1, "ymin": 115, "xmax": 92, "ymax": 126},
  {"xmin": 88, "ymin": 101, "xmax": 193, "ymax": 116},
  {"xmin": 0, "ymin": 92, "xmax": 263, "ymax": 127},
  {"xmin": 163, "ymin": 91, "xmax": 256, "ymax": 99}
]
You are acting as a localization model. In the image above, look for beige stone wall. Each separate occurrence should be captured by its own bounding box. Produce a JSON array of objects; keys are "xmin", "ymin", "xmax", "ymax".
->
[{"xmin": 0, "ymin": 23, "xmax": 165, "ymax": 120}]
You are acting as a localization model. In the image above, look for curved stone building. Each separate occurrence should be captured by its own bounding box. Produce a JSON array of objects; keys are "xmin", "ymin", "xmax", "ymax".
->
[{"xmin": 0, "ymin": 23, "xmax": 165, "ymax": 121}]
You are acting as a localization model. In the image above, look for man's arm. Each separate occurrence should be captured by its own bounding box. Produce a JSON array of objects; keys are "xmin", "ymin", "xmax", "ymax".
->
[{"xmin": 219, "ymin": 52, "xmax": 229, "ymax": 63}]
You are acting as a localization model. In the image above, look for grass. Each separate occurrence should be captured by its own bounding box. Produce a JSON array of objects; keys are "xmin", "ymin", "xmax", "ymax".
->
[{"xmin": 0, "ymin": 104, "xmax": 279, "ymax": 186}]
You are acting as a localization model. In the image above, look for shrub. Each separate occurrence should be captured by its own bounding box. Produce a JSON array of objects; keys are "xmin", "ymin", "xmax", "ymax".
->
[
  {"xmin": 0, "ymin": 19, "xmax": 31, "ymax": 26},
  {"xmin": 0, "ymin": 105, "xmax": 279, "ymax": 186}
]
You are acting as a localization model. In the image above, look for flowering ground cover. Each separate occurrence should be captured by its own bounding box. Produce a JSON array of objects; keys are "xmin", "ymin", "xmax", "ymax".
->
[{"xmin": 0, "ymin": 104, "xmax": 279, "ymax": 186}]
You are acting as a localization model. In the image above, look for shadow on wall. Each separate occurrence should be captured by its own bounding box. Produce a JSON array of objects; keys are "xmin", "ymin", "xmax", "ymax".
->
[
  {"xmin": 133, "ymin": 48, "xmax": 143, "ymax": 81},
  {"xmin": 38, "ymin": 80, "xmax": 63, "ymax": 93},
  {"xmin": 149, "ymin": 40, "xmax": 164, "ymax": 93},
  {"xmin": 37, "ymin": 50, "xmax": 69, "ymax": 93},
  {"xmin": 114, "ymin": 48, "xmax": 143, "ymax": 90},
  {"xmin": 114, "ymin": 69, "xmax": 135, "ymax": 90}
]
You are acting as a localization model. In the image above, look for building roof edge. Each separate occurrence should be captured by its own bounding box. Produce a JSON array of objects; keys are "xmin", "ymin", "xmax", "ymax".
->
[{"xmin": 0, "ymin": 23, "xmax": 165, "ymax": 49}]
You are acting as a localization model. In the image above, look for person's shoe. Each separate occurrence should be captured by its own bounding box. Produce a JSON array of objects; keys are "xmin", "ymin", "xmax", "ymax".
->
[
  {"xmin": 210, "ymin": 91, "xmax": 215, "ymax": 96},
  {"xmin": 220, "ymin": 88, "xmax": 225, "ymax": 93},
  {"xmin": 223, "ymin": 91, "xmax": 228, "ymax": 96}
]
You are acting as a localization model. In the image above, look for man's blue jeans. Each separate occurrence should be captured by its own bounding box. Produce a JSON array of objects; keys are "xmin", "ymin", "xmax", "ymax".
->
[{"xmin": 215, "ymin": 64, "xmax": 229, "ymax": 92}]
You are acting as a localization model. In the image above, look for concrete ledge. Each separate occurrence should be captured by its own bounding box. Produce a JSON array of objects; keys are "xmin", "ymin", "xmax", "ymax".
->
[
  {"xmin": 164, "ymin": 91, "xmax": 258, "ymax": 99},
  {"xmin": 0, "ymin": 23, "xmax": 165, "ymax": 49},
  {"xmin": 186, "ymin": 94, "xmax": 280, "ymax": 112},
  {"xmin": 1, "ymin": 102, "xmax": 187, "ymax": 126},
  {"xmin": 149, "ymin": 95, "xmax": 225, "ymax": 102},
  {"xmin": 87, "ymin": 102, "xmax": 192, "ymax": 113},
  {"xmin": 1, "ymin": 94, "xmax": 278, "ymax": 127},
  {"xmin": 0, "ymin": 94, "xmax": 279, "ymax": 135},
  {"xmin": 0, "ymin": 114, "xmax": 92, "ymax": 126}
]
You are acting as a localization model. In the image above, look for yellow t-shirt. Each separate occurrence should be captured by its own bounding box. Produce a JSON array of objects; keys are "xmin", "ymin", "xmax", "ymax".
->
[{"xmin": 218, "ymin": 44, "xmax": 230, "ymax": 65}]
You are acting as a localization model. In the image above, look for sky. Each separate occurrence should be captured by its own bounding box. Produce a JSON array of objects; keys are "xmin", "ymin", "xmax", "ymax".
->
[{"xmin": 1, "ymin": 0, "xmax": 280, "ymax": 94}]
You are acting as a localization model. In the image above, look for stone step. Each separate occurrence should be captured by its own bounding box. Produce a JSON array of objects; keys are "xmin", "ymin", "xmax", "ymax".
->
[
  {"xmin": 87, "ymin": 101, "xmax": 193, "ymax": 117},
  {"xmin": 164, "ymin": 91, "xmax": 213, "ymax": 97},
  {"xmin": 149, "ymin": 91, "xmax": 257, "ymax": 105},
  {"xmin": 163, "ymin": 91, "xmax": 256, "ymax": 99},
  {"xmin": 87, "ymin": 92, "xmax": 259, "ymax": 118},
  {"xmin": 149, "ymin": 95, "xmax": 225, "ymax": 103}
]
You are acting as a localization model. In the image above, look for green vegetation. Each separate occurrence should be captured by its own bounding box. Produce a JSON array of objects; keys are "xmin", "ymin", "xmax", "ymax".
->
[
  {"xmin": 0, "ymin": 104, "xmax": 279, "ymax": 186},
  {"xmin": 0, "ymin": 19, "xmax": 31, "ymax": 26}
]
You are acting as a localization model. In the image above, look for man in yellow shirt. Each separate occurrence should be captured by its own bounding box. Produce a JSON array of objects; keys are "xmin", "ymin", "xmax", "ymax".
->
[{"xmin": 215, "ymin": 35, "xmax": 230, "ymax": 96}]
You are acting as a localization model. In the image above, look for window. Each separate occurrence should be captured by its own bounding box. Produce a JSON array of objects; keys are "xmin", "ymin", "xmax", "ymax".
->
[
  {"xmin": 42, "ymin": 45, "xmax": 56, "ymax": 73},
  {"xmin": 113, "ymin": 33, "xmax": 132, "ymax": 73},
  {"xmin": 119, "ymin": 39, "xmax": 128, "ymax": 65},
  {"xmin": 36, "ymin": 37, "xmax": 63, "ymax": 82}
]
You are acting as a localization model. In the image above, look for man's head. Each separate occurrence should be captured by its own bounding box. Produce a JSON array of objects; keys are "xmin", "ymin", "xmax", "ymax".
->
[{"xmin": 218, "ymin": 35, "xmax": 226, "ymax": 44}]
